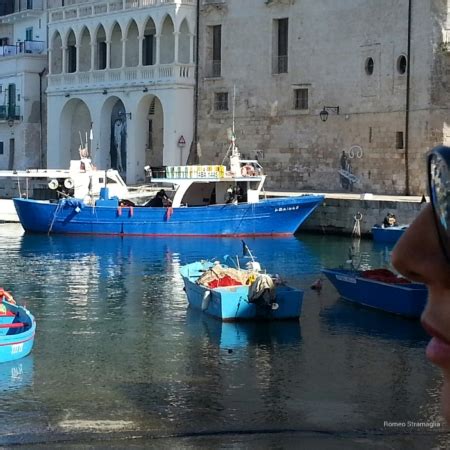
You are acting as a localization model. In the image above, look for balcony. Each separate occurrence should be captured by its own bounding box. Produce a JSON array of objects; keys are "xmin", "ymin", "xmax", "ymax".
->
[
  {"xmin": 0, "ymin": 106, "xmax": 21, "ymax": 121},
  {"xmin": 0, "ymin": 0, "xmax": 44, "ymax": 23},
  {"xmin": 0, "ymin": 40, "xmax": 45, "ymax": 57},
  {"xmin": 47, "ymin": 63, "xmax": 195, "ymax": 93},
  {"xmin": 49, "ymin": 0, "xmax": 196, "ymax": 23}
]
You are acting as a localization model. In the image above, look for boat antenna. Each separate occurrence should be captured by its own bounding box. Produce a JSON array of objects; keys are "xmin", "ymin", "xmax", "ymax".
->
[{"xmin": 231, "ymin": 85, "xmax": 237, "ymax": 156}]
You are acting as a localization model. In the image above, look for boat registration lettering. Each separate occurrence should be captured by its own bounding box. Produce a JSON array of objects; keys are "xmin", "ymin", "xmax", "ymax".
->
[
  {"xmin": 11, "ymin": 343, "xmax": 23, "ymax": 354},
  {"xmin": 335, "ymin": 275, "xmax": 357, "ymax": 284},
  {"xmin": 275, "ymin": 206, "xmax": 300, "ymax": 212}
]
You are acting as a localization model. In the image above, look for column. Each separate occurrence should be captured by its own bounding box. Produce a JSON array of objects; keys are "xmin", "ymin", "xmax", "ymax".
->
[
  {"xmin": 155, "ymin": 34, "xmax": 160, "ymax": 65},
  {"xmin": 48, "ymin": 49, "xmax": 53, "ymax": 75},
  {"xmin": 173, "ymin": 31, "xmax": 179, "ymax": 64},
  {"xmin": 138, "ymin": 35, "xmax": 144, "ymax": 66},
  {"xmin": 62, "ymin": 45, "xmax": 67, "ymax": 73},
  {"xmin": 90, "ymin": 42, "xmax": 95, "ymax": 70},
  {"xmin": 106, "ymin": 40, "xmax": 111, "ymax": 69},
  {"xmin": 121, "ymin": 38, "xmax": 126, "ymax": 68},
  {"xmin": 75, "ymin": 44, "xmax": 80, "ymax": 73},
  {"xmin": 189, "ymin": 33, "xmax": 194, "ymax": 64}
]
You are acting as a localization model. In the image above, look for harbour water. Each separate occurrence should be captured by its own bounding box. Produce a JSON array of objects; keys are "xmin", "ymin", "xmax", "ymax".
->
[{"xmin": 0, "ymin": 223, "xmax": 448, "ymax": 448}]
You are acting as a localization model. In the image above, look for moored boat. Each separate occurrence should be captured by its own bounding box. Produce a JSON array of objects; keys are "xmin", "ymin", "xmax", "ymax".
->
[
  {"xmin": 0, "ymin": 289, "xmax": 36, "ymax": 363},
  {"xmin": 13, "ymin": 140, "xmax": 324, "ymax": 236},
  {"xmin": 322, "ymin": 268, "xmax": 427, "ymax": 318},
  {"xmin": 180, "ymin": 252, "xmax": 303, "ymax": 322},
  {"xmin": 371, "ymin": 224, "xmax": 408, "ymax": 244}
]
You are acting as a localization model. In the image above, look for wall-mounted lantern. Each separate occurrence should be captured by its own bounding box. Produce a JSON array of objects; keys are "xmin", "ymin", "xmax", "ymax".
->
[{"xmin": 319, "ymin": 106, "xmax": 340, "ymax": 122}]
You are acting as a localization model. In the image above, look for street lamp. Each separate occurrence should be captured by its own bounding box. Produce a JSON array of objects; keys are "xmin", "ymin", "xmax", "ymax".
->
[{"xmin": 319, "ymin": 106, "xmax": 340, "ymax": 122}]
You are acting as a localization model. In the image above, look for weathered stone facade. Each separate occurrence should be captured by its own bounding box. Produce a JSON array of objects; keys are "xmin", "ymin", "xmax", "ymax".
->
[{"xmin": 197, "ymin": 0, "xmax": 450, "ymax": 195}]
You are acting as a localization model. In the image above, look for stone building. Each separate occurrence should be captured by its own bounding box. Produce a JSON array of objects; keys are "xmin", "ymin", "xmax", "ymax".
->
[
  {"xmin": 0, "ymin": 0, "xmax": 47, "ymax": 170},
  {"xmin": 197, "ymin": 0, "xmax": 450, "ymax": 195},
  {"xmin": 46, "ymin": 0, "xmax": 196, "ymax": 183}
]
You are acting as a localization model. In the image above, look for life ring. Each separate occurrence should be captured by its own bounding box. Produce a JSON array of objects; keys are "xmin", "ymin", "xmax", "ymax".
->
[
  {"xmin": 0, "ymin": 289, "xmax": 15, "ymax": 304},
  {"xmin": 241, "ymin": 164, "xmax": 255, "ymax": 177}
]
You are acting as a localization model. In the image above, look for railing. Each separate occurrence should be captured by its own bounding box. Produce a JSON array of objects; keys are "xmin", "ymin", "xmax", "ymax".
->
[
  {"xmin": 0, "ymin": 40, "xmax": 45, "ymax": 57},
  {"xmin": 14, "ymin": 0, "xmax": 44, "ymax": 12},
  {"xmin": 47, "ymin": 63, "xmax": 195, "ymax": 90},
  {"xmin": 0, "ymin": 106, "xmax": 21, "ymax": 121},
  {"xmin": 49, "ymin": 0, "xmax": 195, "ymax": 23}
]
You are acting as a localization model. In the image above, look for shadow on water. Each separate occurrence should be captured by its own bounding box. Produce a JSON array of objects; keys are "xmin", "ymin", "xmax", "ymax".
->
[{"xmin": 320, "ymin": 300, "xmax": 429, "ymax": 345}]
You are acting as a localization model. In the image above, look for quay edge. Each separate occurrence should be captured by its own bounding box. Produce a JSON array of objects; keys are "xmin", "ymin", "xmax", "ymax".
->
[{"xmin": 266, "ymin": 192, "xmax": 426, "ymax": 237}]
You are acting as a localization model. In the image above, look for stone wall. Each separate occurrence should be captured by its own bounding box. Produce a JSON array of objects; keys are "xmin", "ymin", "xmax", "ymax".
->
[
  {"xmin": 197, "ymin": 0, "xmax": 447, "ymax": 196},
  {"xmin": 300, "ymin": 197, "xmax": 425, "ymax": 236}
]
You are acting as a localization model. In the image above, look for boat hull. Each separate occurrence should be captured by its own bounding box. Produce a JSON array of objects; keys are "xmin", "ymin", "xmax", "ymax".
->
[
  {"xmin": 322, "ymin": 268, "xmax": 427, "ymax": 318},
  {"xmin": 13, "ymin": 195, "xmax": 324, "ymax": 236},
  {"xmin": 0, "ymin": 300, "xmax": 36, "ymax": 363},
  {"xmin": 371, "ymin": 226, "xmax": 407, "ymax": 244},
  {"xmin": 180, "ymin": 262, "xmax": 303, "ymax": 321}
]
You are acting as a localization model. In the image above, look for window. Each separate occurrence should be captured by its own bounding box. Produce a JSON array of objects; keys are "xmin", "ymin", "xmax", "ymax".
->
[
  {"xmin": 273, "ymin": 18, "xmax": 288, "ymax": 74},
  {"xmin": 25, "ymin": 28, "xmax": 33, "ymax": 42},
  {"xmin": 214, "ymin": 92, "xmax": 228, "ymax": 111},
  {"xmin": 67, "ymin": 45, "xmax": 76, "ymax": 73},
  {"xmin": 0, "ymin": 142, "xmax": 3, "ymax": 155},
  {"xmin": 143, "ymin": 34, "xmax": 154, "ymax": 66},
  {"xmin": 397, "ymin": 55, "xmax": 407, "ymax": 75},
  {"xmin": 212, "ymin": 25, "xmax": 222, "ymax": 77},
  {"xmin": 365, "ymin": 57, "xmax": 374, "ymax": 75},
  {"xmin": 396, "ymin": 131, "xmax": 404, "ymax": 149},
  {"xmin": 294, "ymin": 88, "xmax": 308, "ymax": 110},
  {"xmin": 98, "ymin": 42, "xmax": 107, "ymax": 70}
]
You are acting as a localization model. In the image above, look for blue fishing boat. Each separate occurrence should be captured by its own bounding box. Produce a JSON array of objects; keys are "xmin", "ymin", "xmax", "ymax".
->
[
  {"xmin": 371, "ymin": 225, "xmax": 408, "ymax": 244},
  {"xmin": 322, "ymin": 268, "xmax": 427, "ymax": 318},
  {"xmin": 180, "ymin": 250, "xmax": 303, "ymax": 321},
  {"xmin": 0, "ymin": 290, "xmax": 36, "ymax": 363},
  {"xmin": 13, "ymin": 142, "xmax": 323, "ymax": 236}
]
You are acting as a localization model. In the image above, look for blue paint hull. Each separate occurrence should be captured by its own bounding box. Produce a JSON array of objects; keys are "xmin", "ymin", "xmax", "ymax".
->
[
  {"xmin": 180, "ymin": 261, "xmax": 303, "ymax": 321},
  {"xmin": 0, "ymin": 300, "xmax": 36, "ymax": 363},
  {"xmin": 322, "ymin": 268, "xmax": 427, "ymax": 318},
  {"xmin": 13, "ymin": 195, "xmax": 324, "ymax": 236},
  {"xmin": 371, "ymin": 226, "xmax": 407, "ymax": 244}
]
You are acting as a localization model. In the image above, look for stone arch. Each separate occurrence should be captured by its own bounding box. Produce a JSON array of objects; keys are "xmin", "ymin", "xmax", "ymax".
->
[
  {"xmin": 94, "ymin": 24, "xmax": 107, "ymax": 70},
  {"xmin": 110, "ymin": 21, "xmax": 123, "ymax": 69},
  {"xmin": 66, "ymin": 29, "xmax": 76, "ymax": 73},
  {"xmin": 160, "ymin": 15, "xmax": 174, "ymax": 64},
  {"xmin": 142, "ymin": 17, "xmax": 156, "ymax": 66},
  {"xmin": 50, "ymin": 30, "xmax": 63, "ymax": 74},
  {"xmin": 178, "ymin": 18, "xmax": 190, "ymax": 64},
  {"xmin": 60, "ymin": 99, "xmax": 93, "ymax": 165},
  {"xmin": 125, "ymin": 19, "xmax": 139, "ymax": 67},
  {"xmin": 79, "ymin": 26, "xmax": 91, "ymax": 72}
]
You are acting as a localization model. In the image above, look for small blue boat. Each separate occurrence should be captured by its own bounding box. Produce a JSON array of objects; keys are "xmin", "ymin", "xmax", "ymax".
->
[
  {"xmin": 0, "ymin": 290, "xmax": 36, "ymax": 363},
  {"xmin": 322, "ymin": 268, "xmax": 427, "ymax": 318},
  {"xmin": 371, "ymin": 225, "xmax": 408, "ymax": 244},
  {"xmin": 180, "ymin": 258, "xmax": 303, "ymax": 322}
]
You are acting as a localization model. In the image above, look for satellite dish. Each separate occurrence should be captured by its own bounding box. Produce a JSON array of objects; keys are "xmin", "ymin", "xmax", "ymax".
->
[
  {"xmin": 48, "ymin": 179, "xmax": 58, "ymax": 190},
  {"xmin": 64, "ymin": 178, "xmax": 74, "ymax": 189}
]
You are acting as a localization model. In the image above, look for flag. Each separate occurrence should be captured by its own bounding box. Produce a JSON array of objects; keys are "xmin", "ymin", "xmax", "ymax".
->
[{"xmin": 242, "ymin": 240, "xmax": 251, "ymax": 257}]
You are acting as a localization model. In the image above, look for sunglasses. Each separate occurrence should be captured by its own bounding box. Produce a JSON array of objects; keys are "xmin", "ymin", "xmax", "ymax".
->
[{"xmin": 428, "ymin": 145, "xmax": 450, "ymax": 261}]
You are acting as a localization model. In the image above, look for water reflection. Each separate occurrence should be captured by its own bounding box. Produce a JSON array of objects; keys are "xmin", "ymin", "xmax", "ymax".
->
[
  {"xmin": 0, "ymin": 355, "xmax": 33, "ymax": 392},
  {"xmin": 185, "ymin": 308, "xmax": 302, "ymax": 349},
  {"xmin": 320, "ymin": 301, "xmax": 429, "ymax": 345}
]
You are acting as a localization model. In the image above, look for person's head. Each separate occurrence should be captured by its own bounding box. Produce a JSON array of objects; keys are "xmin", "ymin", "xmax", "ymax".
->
[
  {"xmin": 392, "ymin": 144, "xmax": 450, "ymax": 423},
  {"xmin": 157, "ymin": 189, "xmax": 167, "ymax": 199}
]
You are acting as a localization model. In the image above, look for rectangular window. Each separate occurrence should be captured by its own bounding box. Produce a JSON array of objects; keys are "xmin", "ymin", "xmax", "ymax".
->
[
  {"xmin": 212, "ymin": 25, "xmax": 222, "ymax": 77},
  {"xmin": 143, "ymin": 34, "xmax": 154, "ymax": 66},
  {"xmin": 25, "ymin": 28, "xmax": 33, "ymax": 42},
  {"xmin": 273, "ymin": 18, "xmax": 288, "ymax": 74},
  {"xmin": 294, "ymin": 88, "xmax": 308, "ymax": 110},
  {"xmin": 7, "ymin": 84, "xmax": 16, "ymax": 119},
  {"xmin": 67, "ymin": 45, "xmax": 76, "ymax": 73},
  {"xmin": 27, "ymin": 0, "xmax": 33, "ymax": 9},
  {"xmin": 396, "ymin": 131, "xmax": 404, "ymax": 149},
  {"xmin": 0, "ymin": 142, "xmax": 3, "ymax": 155},
  {"xmin": 214, "ymin": 92, "xmax": 228, "ymax": 111},
  {"xmin": 98, "ymin": 42, "xmax": 107, "ymax": 70}
]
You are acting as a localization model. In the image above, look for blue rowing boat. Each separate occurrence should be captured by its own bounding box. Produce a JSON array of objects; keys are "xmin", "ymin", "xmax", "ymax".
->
[
  {"xmin": 13, "ymin": 138, "xmax": 323, "ymax": 236},
  {"xmin": 322, "ymin": 268, "xmax": 427, "ymax": 318},
  {"xmin": 371, "ymin": 225, "xmax": 408, "ymax": 244},
  {"xmin": 180, "ymin": 255, "xmax": 303, "ymax": 322},
  {"xmin": 0, "ymin": 290, "xmax": 36, "ymax": 363}
]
